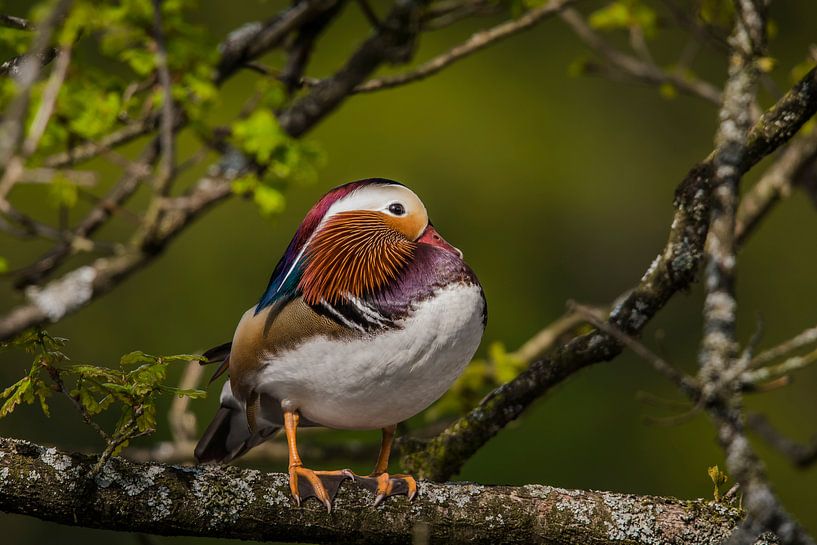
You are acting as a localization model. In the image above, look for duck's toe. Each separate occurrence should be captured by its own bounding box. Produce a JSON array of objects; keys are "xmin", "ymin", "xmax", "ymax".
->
[{"xmin": 355, "ymin": 472, "xmax": 417, "ymax": 506}]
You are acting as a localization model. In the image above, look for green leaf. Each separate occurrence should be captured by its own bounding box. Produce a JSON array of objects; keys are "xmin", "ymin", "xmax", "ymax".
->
[
  {"xmin": 490, "ymin": 342, "xmax": 526, "ymax": 384},
  {"xmin": 231, "ymin": 173, "xmax": 259, "ymax": 195},
  {"xmin": 232, "ymin": 109, "xmax": 286, "ymax": 164},
  {"xmin": 589, "ymin": 1, "xmax": 657, "ymax": 37},
  {"xmin": 0, "ymin": 377, "xmax": 33, "ymax": 418},
  {"xmin": 48, "ymin": 176, "xmax": 78, "ymax": 209},
  {"xmin": 136, "ymin": 403, "xmax": 157, "ymax": 432},
  {"xmin": 0, "ymin": 257, "xmax": 8, "ymax": 273},
  {"xmin": 33, "ymin": 378, "xmax": 52, "ymax": 417},
  {"xmin": 120, "ymin": 351, "xmax": 159, "ymax": 366},
  {"xmin": 121, "ymin": 48, "xmax": 156, "ymax": 76},
  {"xmin": 659, "ymin": 82, "xmax": 677, "ymax": 100},
  {"xmin": 75, "ymin": 386, "xmax": 103, "ymax": 415},
  {"xmin": 159, "ymin": 354, "xmax": 202, "ymax": 363},
  {"xmin": 253, "ymin": 185, "xmax": 286, "ymax": 216},
  {"xmin": 163, "ymin": 386, "xmax": 207, "ymax": 398},
  {"xmin": 708, "ymin": 465, "xmax": 729, "ymax": 501}
]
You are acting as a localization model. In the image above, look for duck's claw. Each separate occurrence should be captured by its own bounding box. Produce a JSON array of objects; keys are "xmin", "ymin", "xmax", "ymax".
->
[
  {"xmin": 288, "ymin": 467, "xmax": 354, "ymax": 512},
  {"xmin": 355, "ymin": 472, "xmax": 417, "ymax": 506}
]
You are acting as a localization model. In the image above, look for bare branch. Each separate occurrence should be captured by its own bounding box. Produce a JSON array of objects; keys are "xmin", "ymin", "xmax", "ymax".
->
[
  {"xmin": 697, "ymin": 3, "xmax": 813, "ymax": 544},
  {"xmin": 151, "ymin": 0, "xmax": 175, "ymax": 192},
  {"xmin": 559, "ymin": 8, "xmax": 722, "ymax": 104},
  {"xmin": 215, "ymin": 0, "xmax": 341, "ymax": 84},
  {"xmin": 22, "ymin": 45, "xmax": 72, "ymax": 157},
  {"xmin": 736, "ymin": 129, "xmax": 817, "ymax": 245},
  {"xmin": 42, "ymin": 118, "xmax": 157, "ymax": 168},
  {"xmin": 750, "ymin": 324, "xmax": 817, "ymax": 368},
  {"xmin": 571, "ymin": 302, "xmax": 701, "ymax": 399},
  {"xmin": 0, "ymin": 0, "xmax": 72, "ymax": 187},
  {"xmin": 354, "ymin": 0, "xmax": 576, "ymax": 93},
  {"xmin": 0, "ymin": 14, "xmax": 35, "ymax": 31},
  {"xmin": 748, "ymin": 414, "xmax": 817, "ymax": 469}
]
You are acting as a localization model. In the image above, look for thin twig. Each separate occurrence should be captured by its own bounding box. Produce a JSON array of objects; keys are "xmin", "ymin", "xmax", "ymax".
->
[
  {"xmin": 736, "ymin": 129, "xmax": 817, "ymax": 245},
  {"xmin": 22, "ymin": 45, "xmax": 72, "ymax": 157},
  {"xmin": 151, "ymin": 0, "xmax": 175, "ymax": 193},
  {"xmin": 0, "ymin": 0, "xmax": 73, "ymax": 192},
  {"xmin": 747, "ymin": 413, "xmax": 817, "ymax": 469},
  {"xmin": 742, "ymin": 347, "xmax": 817, "ymax": 385},
  {"xmin": 354, "ymin": 0, "xmax": 576, "ymax": 93},
  {"xmin": 46, "ymin": 367, "xmax": 110, "ymax": 442},
  {"xmin": 559, "ymin": 7, "xmax": 721, "ymax": 104},
  {"xmin": 0, "ymin": 14, "xmax": 35, "ymax": 31},
  {"xmin": 571, "ymin": 302, "xmax": 701, "ymax": 398},
  {"xmin": 750, "ymin": 324, "xmax": 817, "ymax": 368}
]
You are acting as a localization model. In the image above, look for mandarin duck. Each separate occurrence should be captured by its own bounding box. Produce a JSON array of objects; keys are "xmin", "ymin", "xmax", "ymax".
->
[{"xmin": 195, "ymin": 178, "xmax": 486, "ymax": 510}]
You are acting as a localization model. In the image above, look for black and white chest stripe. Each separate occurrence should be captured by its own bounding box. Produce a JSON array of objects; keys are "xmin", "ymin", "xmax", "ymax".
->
[{"xmin": 314, "ymin": 295, "xmax": 398, "ymax": 333}]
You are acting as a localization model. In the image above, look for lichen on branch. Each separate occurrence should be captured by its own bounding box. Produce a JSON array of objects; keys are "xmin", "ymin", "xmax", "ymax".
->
[{"xmin": 0, "ymin": 437, "xmax": 774, "ymax": 545}]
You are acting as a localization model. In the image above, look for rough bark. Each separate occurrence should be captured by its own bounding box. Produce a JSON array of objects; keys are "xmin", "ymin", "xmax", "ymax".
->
[{"xmin": 0, "ymin": 437, "xmax": 774, "ymax": 545}]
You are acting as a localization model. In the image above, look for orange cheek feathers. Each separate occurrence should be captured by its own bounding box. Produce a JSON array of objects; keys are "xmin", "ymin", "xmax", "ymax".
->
[{"xmin": 382, "ymin": 210, "xmax": 427, "ymax": 241}]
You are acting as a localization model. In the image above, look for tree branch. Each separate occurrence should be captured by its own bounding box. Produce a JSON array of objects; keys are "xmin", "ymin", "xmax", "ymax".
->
[
  {"xmin": 697, "ymin": 3, "xmax": 812, "ymax": 544},
  {"xmin": 747, "ymin": 413, "xmax": 817, "ymax": 469},
  {"xmin": 353, "ymin": 0, "xmax": 576, "ymax": 93},
  {"xmin": 559, "ymin": 7, "xmax": 722, "ymax": 104},
  {"xmin": 0, "ymin": 437, "xmax": 776, "ymax": 545}
]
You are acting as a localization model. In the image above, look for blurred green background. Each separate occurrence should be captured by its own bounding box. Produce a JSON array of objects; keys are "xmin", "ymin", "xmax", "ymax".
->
[{"xmin": 2, "ymin": 0, "xmax": 817, "ymax": 542}]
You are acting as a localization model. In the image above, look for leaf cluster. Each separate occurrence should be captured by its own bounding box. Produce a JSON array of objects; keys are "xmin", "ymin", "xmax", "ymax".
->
[{"xmin": 1, "ymin": 330, "xmax": 204, "ymax": 457}]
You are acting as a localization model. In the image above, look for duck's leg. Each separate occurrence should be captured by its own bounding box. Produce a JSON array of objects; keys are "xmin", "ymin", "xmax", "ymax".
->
[
  {"xmin": 356, "ymin": 424, "xmax": 418, "ymax": 506},
  {"xmin": 283, "ymin": 409, "xmax": 353, "ymax": 511}
]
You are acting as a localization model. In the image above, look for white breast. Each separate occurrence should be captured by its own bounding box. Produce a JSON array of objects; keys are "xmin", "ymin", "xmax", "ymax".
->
[{"xmin": 256, "ymin": 283, "xmax": 485, "ymax": 429}]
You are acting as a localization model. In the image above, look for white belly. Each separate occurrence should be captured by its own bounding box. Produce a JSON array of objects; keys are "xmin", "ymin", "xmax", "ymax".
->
[{"xmin": 256, "ymin": 284, "xmax": 485, "ymax": 429}]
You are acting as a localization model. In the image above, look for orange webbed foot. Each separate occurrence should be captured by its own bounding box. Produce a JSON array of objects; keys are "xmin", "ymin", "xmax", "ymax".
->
[
  {"xmin": 355, "ymin": 472, "xmax": 418, "ymax": 506},
  {"xmin": 288, "ymin": 466, "xmax": 354, "ymax": 512}
]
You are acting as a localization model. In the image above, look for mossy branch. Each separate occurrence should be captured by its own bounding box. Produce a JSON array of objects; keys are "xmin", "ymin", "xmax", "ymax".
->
[{"xmin": 0, "ymin": 437, "xmax": 776, "ymax": 545}]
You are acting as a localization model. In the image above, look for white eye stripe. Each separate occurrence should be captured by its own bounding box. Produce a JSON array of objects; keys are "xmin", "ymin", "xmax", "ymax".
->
[{"xmin": 324, "ymin": 185, "xmax": 421, "ymax": 220}]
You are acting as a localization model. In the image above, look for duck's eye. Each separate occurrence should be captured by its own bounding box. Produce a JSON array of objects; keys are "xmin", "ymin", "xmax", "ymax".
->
[{"xmin": 388, "ymin": 202, "xmax": 406, "ymax": 216}]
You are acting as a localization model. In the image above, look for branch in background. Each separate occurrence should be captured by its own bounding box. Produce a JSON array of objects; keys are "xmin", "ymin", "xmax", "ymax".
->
[
  {"xmin": 0, "ymin": 0, "xmax": 72, "ymax": 185},
  {"xmin": 0, "ymin": 14, "xmax": 35, "ymax": 31},
  {"xmin": 750, "ymin": 324, "xmax": 817, "ymax": 368},
  {"xmin": 0, "ymin": 437, "xmax": 775, "ymax": 545},
  {"xmin": 571, "ymin": 303, "xmax": 701, "ymax": 398},
  {"xmin": 278, "ymin": 0, "xmax": 427, "ymax": 137},
  {"xmin": 278, "ymin": 1, "xmax": 345, "ymax": 94},
  {"xmin": 559, "ymin": 7, "xmax": 722, "ymax": 104},
  {"xmin": 354, "ymin": 0, "xmax": 576, "ymax": 93},
  {"xmin": 736, "ymin": 129, "xmax": 817, "ymax": 245},
  {"xmin": 150, "ymin": 0, "xmax": 176, "ymax": 192},
  {"xmin": 42, "ymin": 118, "xmax": 157, "ymax": 168},
  {"xmin": 215, "ymin": 0, "xmax": 340, "ymax": 83},
  {"xmin": 0, "ymin": 45, "xmax": 73, "ymax": 228},
  {"xmin": 696, "ymin": 2, "xmax": 812, "ymax": 544},
  {"xmin": 748, "ymin": 413, "xmax": 817, "ymax": 469},
  {"xmin": 0, "ymin": 48, "xmax": 59, "ymax": 79},
  {"xmin": 399, "ymin": 64, "xmax": 817, "ymax": 482},
  {"xmin": 509, "ymin": 307, "xmax": 598, "ymax": 363},
  {"xmin": 421, "ymin": 0, "xmax": 501, "ymax": 30},
  {"xmin": 12, "ymin": 141, "xmax": 161, "ymax": 289}
]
